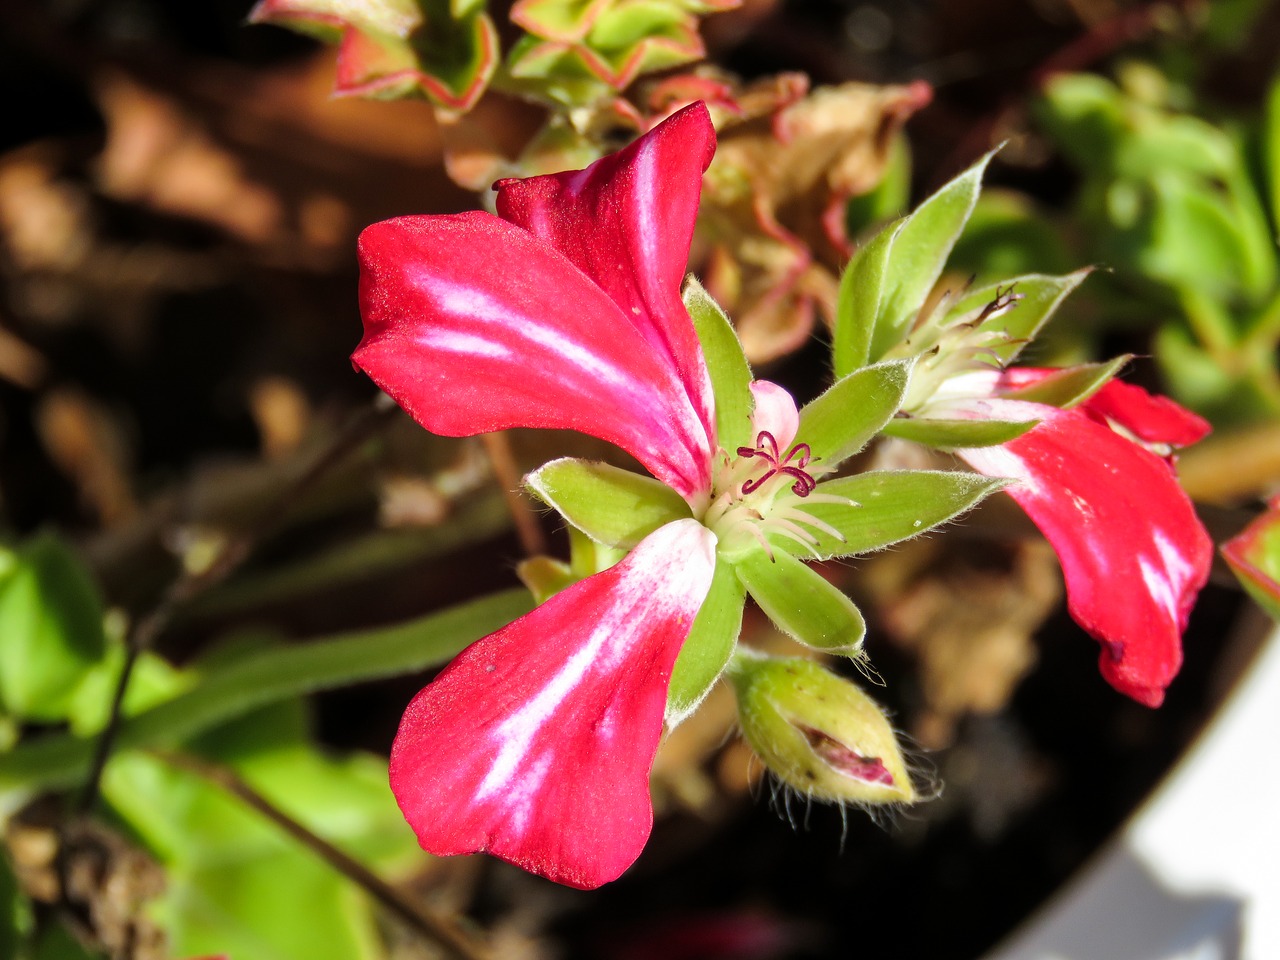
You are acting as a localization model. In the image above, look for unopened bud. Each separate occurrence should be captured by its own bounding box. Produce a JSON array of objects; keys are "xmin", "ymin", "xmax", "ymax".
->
[{"xmin": 728, "ymin": 652, "xmax": 916, "ymax": 805}]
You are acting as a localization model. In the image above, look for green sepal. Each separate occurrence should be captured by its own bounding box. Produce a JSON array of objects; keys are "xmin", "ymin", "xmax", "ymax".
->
[
  {"xmin": 684, "ymin": 275, "xmax": 754, "ymax": 452},
  {"xmin": 0, "ymin": 534, "xmax": 107, "ymax": 722},
  {"xmin": 516, "ymin": 555, "xmax": 578, "ymax": 605},
  {"xmin": 940, "ymin": 269, "xmax": 1093, "ymax": 366},
  {"xmin": 568, "ymin": 525, "xmax": 626, "ymax": 578},
  {"xmin": 733, "ymin": 549, "xmax": 865, "ymax": 657},
  {"xmin": 833, "ymin": 220, "xmax": 905, "ymax": 377},
  {"xmin": 772, "ymin": 470, "xmax": 1009, "ymax": 560},
  {"xmin": 526, "ymin": 457, "xmax": 691, "ymax": 549},
  {"xmin": 1002, "ymin": 357, "xmax": 1131, "ymax": 408},
  {"xmin": 865, "ymin": 151, "xmax": 994, "ymax": 363},
  {"xmin": 797, "ymin": 358, "xmax": 913, "ymax": 471},
  {"xmin": 880, "ymin": 415, "xmax": 1039, "ymax": 448},
  {"xmin": 665, "ymin": 556, "xmax": 745, "ymax": 727}
]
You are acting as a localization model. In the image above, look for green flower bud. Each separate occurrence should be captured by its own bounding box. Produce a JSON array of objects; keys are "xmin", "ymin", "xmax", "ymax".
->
[{"xmin": 728, "ymin": 652, "xmax": 916, "ymax": 805}]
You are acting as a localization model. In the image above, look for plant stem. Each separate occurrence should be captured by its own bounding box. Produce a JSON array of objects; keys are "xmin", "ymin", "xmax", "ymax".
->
[
  {"xmin": 157, "ymin": 751, "xmax": 492, "ymax": 960},
  {"xmin": 480, "ymin": 431, "xmax": 547, "ymax": 557},
  {"xmin": 76, "ymin": 396, "xmax": 399, "ymax": 815}
]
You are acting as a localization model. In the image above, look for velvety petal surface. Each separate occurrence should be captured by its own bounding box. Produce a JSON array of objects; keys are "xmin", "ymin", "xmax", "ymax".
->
[
  {"xmin": 955, "ymin": 397, "xmax": 1211, "ymax": 707},
  {"xmin": 354, "ymin": 211, "xmax": 712, "ymax": 498},
  {"xmin": 389, "ymin": 520, "xmax": 717, "ymax": 889},
  {"xmin": 495, "ymin": 103, "xmax": 717, "ymax": 442}
]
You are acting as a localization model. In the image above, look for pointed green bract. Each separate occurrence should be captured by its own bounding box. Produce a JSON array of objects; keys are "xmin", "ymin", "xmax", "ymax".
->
[
  {"xmin": 881, "ymin": 415, "xmax": 1038, "ymax": 448},
  {"xmin": 772, "ymin": 470, "xmax": 1008, "ymax": 560},
  {"xmin": 797, "ymin": 358, "xmax": 912, "ymax": 470},
  {"xmin": 666, "ymin": 557, "xmax": 744, "ymax": 726},
  {"xmin": 833, "ymin": 221, "xmax": 904, "ymax": 377},
  {"xmin": 734, "ymin": 550, "xmax": 865, "ymax": 656},
  {"xmin": 940, "ymin": 270, "xmax": 1093, "ymax": 366},
  {"xmin": 866, "ymin": 152, "xmax": 994, "ymax": 363},
  {"xmin": 526, "ymin": 457, "xmax": 692, "ymax": 548},
  {"xmin": 684, "ymin": 276, "xmax": 754, "ymax": 452},
  {"xmin": 1002, "ymin": 357, "xmax": 1131, "ymax": 408}
]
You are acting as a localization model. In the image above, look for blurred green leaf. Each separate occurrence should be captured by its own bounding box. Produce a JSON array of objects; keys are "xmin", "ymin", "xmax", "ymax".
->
[
  {"xmin": 0, "ymin": 534, "xmax": 106, "ymax": 722},
  {"xmin": 0, "ymin": 588, "xmax": 531, "ymax": 793}
]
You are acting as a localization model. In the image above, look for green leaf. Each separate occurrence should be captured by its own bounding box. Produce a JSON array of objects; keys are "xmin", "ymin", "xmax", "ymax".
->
[
  {"xmin": 0, "ymin": 534, "xmax": 107, "ymax": 721},
  {"xmin": 880, "ymin": 416, "xmax": 1039, "ymax": 448},
  {"xmin": 1266, "ymin": 69, "xmax": 1280, "ymax": 233},
  {"xmin": 0, "ymin": 588, "xmax": 531, "ymax": 794},
  {"xmin": 666, "ymin": 557, "xmax": 745, "ymax": 726},
  {"xmin": 941, "ymin": 270, "xmax": 1092, "ymax": 366},
  {"xmin": 526, "ymin": 457, "xmax": 691, "ymax": 548},
  {"xmin": 1224, "ymin": 497, "xmax": 1280, "ymax": 621},
  {"xmin": 733, "ymin": 550, "xmax": 865, "ymax": 656},
  {"xmin": 1001, "ymin": 357, "xmax": 1131, "ymax": 408},
  {"xmin": 773, "ymin": 470, "xmax": 1009, "ymax": 560},
  {"xmin": 833, "ymin": 221, "xmax": 905, "ymax": 377},
  {"xmin": 798, "ymin": 359, "xmax": 912, "ymax": 471},
  {"xmin": 866, "ymin": 151, "xmax": 994, "ymax": 362},
  {"xmin": 684, "ymin": 275, "xmax": 754, "ymax": 452}
]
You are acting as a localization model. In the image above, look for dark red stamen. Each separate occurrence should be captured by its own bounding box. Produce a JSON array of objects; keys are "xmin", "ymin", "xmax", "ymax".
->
[{"xmin": 736, "ymin": 431, "xmax": 817, "ymax": 497}]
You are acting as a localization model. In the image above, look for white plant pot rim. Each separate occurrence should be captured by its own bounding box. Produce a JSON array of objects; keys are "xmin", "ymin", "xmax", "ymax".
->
[{"xmin": 985, "ymin": 619, "xmax": 1280, "ymax": 960}]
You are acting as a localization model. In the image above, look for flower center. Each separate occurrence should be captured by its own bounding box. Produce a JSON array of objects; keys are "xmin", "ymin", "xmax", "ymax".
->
[
  {"xmin": 701, "ymin": 430, "xmax": 849, "ymax": 562},
  {"xmin": 736, "ymin": 430, "xmax": 817, "ymax": 497}
]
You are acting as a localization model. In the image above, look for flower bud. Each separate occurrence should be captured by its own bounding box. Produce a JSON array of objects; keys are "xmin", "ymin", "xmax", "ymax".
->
[{"xmin": 728, "ymin": 653, "xmax": 916, "ymax": 805}]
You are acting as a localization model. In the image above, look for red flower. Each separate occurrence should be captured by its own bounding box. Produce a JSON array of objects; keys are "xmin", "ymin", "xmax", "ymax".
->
[
  {"xmin": 943, "ymin": 371, "xmax": 1212, "ymax": 706},
  {"xmin": 355, "ymin": 104, "xmax": 720, "ymax": 887}
]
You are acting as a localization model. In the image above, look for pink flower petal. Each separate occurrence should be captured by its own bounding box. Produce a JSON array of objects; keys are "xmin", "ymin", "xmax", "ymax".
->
[
  {"xmin": 955, "ymin": 398, "xmax": 1212, "ymax": 707},
  {"xmin": 1079, "ymin": 379, "xmax": 1211, "ymax": 450},
  {"xmin": 748, "ymin": 380, "xmax": 800, "ymax": 452},
  {"xmin": 354, "ymin": 211, "xmax": 712, "ymax": 499},
  {"xmin": 389, "ymin": 520, "xmax": 718, "ymax": 889},
  {"xmin": 994, "ymin": 367, "xmax": 1211, "ymax": 451},
  {"xmin": 495, "ymin": 103, "xmax": 717, "ymax": 445}
]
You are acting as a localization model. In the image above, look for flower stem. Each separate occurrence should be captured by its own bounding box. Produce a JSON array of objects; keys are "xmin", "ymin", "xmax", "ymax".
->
[
  {"xmin": 480, "ymin": 431, "xmax": 546, "ymax": 556},
  {"xmin": 156, "ymin": 750, "xmax": 493, "ymax": 960}
]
